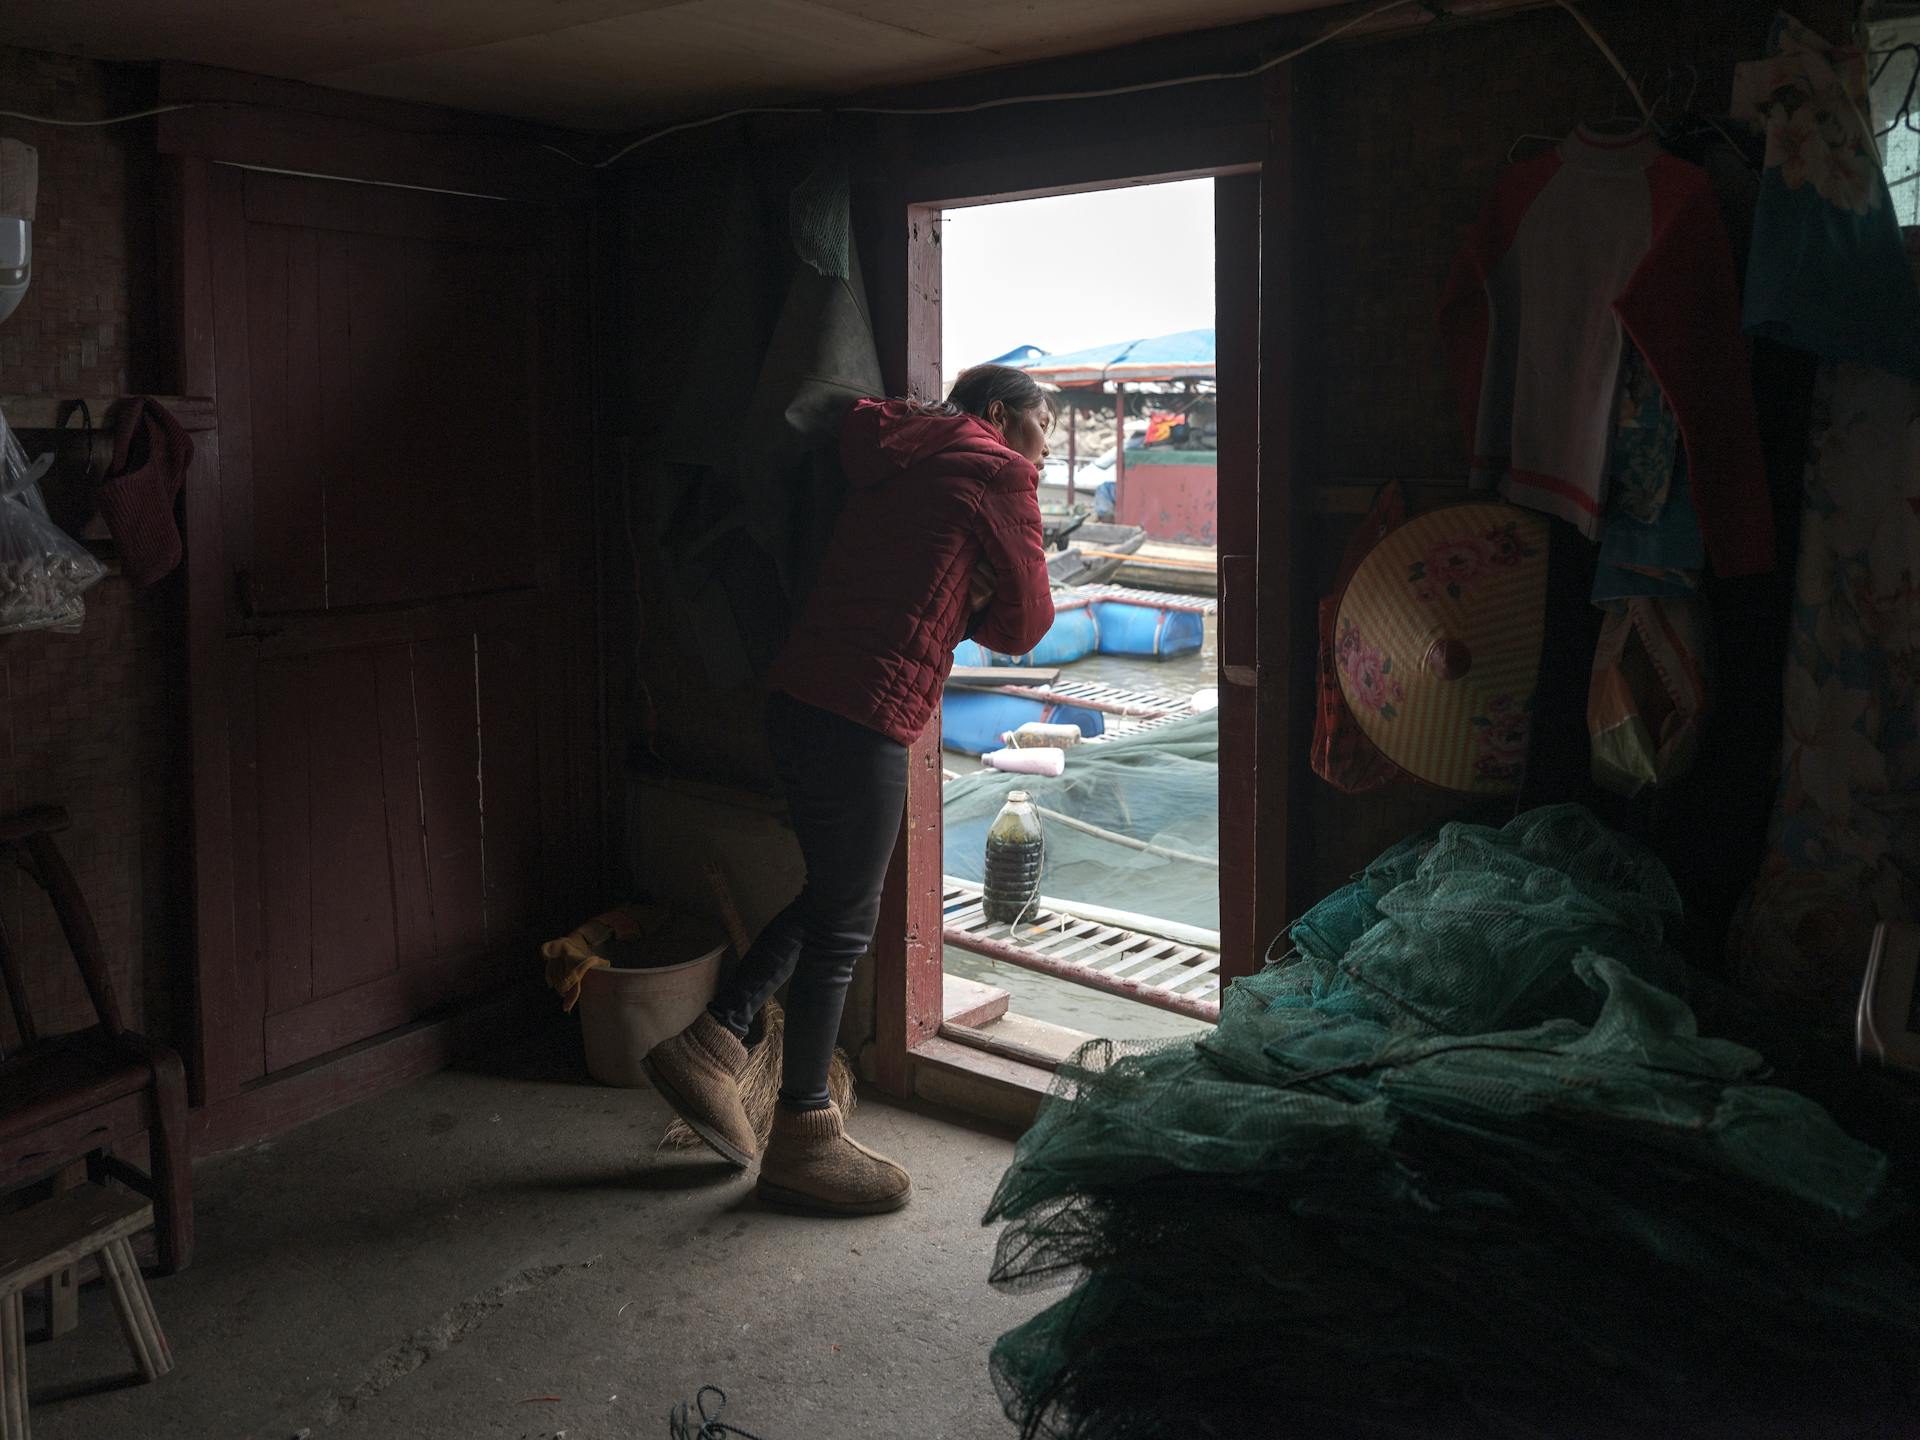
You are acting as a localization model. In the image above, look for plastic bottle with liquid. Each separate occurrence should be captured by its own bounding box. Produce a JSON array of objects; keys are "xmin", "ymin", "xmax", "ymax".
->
[{"xmin": 983, "ymin": 790, "xmax": 1045, "ymax": 925}]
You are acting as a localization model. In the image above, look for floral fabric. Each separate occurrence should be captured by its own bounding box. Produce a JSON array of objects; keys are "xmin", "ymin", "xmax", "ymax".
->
[
  {"xmin": 1336, "ymin": 618, "xmax": 1404, "ymax": 720},
  {"xmin": 1472, "ymin": 693, "xmax": 1531, "ymax": 787},
  {"xmin": 1408, "ymin": 517, "xmax": 1539, "ymax": 604},
  {"xmin": 1311, "ymin": 482, "xmax": 1407, "ymax": 794},
  {"xmin": 1732, "ymin": 12, "xmax": 1920, "ymax": 379},
  {"xmin": 1593, "ymin": 345, "xmax": 1706, "ymax": 605},
  {"xmin": 1588, "ymin": 595, "xmax": 1708, "ymax": 797},
  {"xmin": 1730, "ymin": 234, "xmax": 1920, "ymax": 1022}
]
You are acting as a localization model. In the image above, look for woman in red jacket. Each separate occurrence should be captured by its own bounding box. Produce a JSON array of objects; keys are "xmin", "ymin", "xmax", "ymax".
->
[{"xmin": 645, "ymin": 364, "xmax": 1056, "ymax": 1215}]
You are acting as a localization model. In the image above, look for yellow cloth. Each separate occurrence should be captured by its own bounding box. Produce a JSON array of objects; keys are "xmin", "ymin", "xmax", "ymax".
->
[{"xmin": 541, "ymin": 907, "xmax": 644, "ymax": 1012}]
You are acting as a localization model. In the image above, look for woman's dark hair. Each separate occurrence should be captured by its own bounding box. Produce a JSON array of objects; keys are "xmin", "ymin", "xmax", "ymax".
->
[{"xmin": 908, "ymin": 363, "xmax": 1054, "ymax": 424}]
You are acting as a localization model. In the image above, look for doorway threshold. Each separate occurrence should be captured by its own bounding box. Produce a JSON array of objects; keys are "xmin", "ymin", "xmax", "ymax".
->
[
  {"xmin": 902, "ymin": 974, "xmax": 1095, "ymax": 1129},
  {"xmin": 908, "ymin": 1036, "xmax": 1055, "ymax": 1132}
]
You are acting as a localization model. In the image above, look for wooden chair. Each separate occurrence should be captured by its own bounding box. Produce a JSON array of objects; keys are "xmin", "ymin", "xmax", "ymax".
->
[
  {"xmin": 1, "ymin": 1184, "xmax": 174, "ymax": 1439},
  {"xmin": 0, "ymin": 807, "xmax": 193, "ymax": 1279}
]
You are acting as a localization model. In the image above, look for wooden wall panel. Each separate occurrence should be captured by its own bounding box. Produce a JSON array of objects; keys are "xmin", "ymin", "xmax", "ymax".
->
[
  {"xmin": 333, "ymin": 233, "xmax": 536, "ymax": 607},
  {"xmin": 371, "ymin": 642, "xmax": 435, "ymax": 973},
  {"xmin": 236, "ymin": 175, "xmax": 541, "ymax": 616},
  {"xmin": 477, "ymin": 617, "xmax": 543, "ymax": 950},
  {"xmin": 1297, "ymin": 0, "xmax": 1853, "ymax": 898},
  {"xmin": 242, "ymin": 614, "xmax": 552, "ymax": 1075},
  {"xmin": 299, "ymin": 648, "xmax": 400, "ymax": 998},
  {"xmin": 255, "ymin": 659, "xmax": 314, "ymax": 1015},
  {"xmin": 413, "ymin": 633, "xmax": 488, "ymax": 961},
  {"xmin": 243, "ymin": 221, "xmax": 326, "ymax": 611}
]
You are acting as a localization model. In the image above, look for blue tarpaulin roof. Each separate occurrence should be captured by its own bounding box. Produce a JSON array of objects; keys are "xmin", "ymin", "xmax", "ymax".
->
[
  {"xmin": 984, "ymin": 343, "xmax": 1049, "ymax": 366},
  {"xmin": 1015, "ymin": 328, "xmax": 1214, "ymax": 385}
]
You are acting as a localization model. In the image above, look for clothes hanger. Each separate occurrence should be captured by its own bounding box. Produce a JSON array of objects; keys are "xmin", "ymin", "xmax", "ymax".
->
[
  {"xmin": 1644, "ymin": 60, "xmax": 1759, "ymax": 173},
  {"xmin": 1872, "ymin": 43, "xmax": 1920, "ymax": 139},
  {"xmin": 1507, "ymin": 131, "xmax": 1563, "ymax": 162},
  {"xmin": 1582, "ymin": 88, "xmax": 1647, "ymax": 137},
  {"xmin": 1554, "ymin": 0, "xmax": 1652, "ymax": 123},
  {"xmin": 1645, "ymin": 62, "xmax": 1701, "ymax": 134},
  {"xmin": 1508, "ymin": 66, "xmax": 1650, "ymax": 160},
  {"xmin": 1559, "ymin": 38, "xmax": 1657, "ymax": 144},
  {"xmin": 1507, "ymin": 106, "xmax": 1641, "ymax": 162},
  {"xmin": 1674, "ymin": 63, "xmax": 1702, "ymax": 118}
]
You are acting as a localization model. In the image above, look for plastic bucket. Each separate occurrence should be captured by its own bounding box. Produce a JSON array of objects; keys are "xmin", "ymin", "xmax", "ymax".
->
[{"xmin": 577, "ymin": 914, "xmax": 727, "ymax": 1088}]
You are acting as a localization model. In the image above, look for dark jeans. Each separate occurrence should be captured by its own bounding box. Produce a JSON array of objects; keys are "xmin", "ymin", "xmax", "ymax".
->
[{"xmin": 706, "ymin": 691, "xmax": 908, "ymax": 1110}]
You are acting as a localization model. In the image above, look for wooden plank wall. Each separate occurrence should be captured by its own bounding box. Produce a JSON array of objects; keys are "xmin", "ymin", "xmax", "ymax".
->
[
  {"xmin": 0, "ymin": 48, "xmax": 186, "ymax": 1050},
  {"xmin": 1295, "ymin": 0, "xmax": 1855, "ymax": 905},
  {"xmin": 0, "ymin": 0, "xmax": 1858, "ymax": 1072},
  {"xmin": 608, "ymin": 0, "xmax": 1860, "ymax": 971},
  {"xmin": 0, "ymin": 47, "xmax": 598, "ymax": 1119}
]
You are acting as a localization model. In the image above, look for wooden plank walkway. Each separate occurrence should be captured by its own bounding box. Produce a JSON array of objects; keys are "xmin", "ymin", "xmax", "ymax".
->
[
  {"xmin": 941, "ymin": 879, "xmax": 1220, "ymax": 1022},
  {"xmin": 1073, "ymin": 583, "xmax": 1218, "ymax": 615},
  {"xmin": 983, "ymin": 676, "xmax": 1201, "ymax": 744}
]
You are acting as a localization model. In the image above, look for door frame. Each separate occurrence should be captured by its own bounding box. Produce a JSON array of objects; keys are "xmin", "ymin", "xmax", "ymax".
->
[{"xmin": 863, "ymin": 98, "xmax": 1298, "ymax": 1098}]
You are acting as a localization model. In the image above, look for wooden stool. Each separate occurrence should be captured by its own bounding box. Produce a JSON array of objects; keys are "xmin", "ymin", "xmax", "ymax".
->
[{"xmin": 0, "ymin": 1185, "xmax": 172, "ymax": 1439}]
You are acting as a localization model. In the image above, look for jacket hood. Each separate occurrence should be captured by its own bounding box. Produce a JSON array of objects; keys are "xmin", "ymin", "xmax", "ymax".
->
[{"xmin": 839, "ymin": 397, "xmax": 1014, "ymax": 488}]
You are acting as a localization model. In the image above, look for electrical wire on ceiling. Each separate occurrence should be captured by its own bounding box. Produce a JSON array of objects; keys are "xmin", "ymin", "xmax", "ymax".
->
[
  {"xmin": 570, "ymin": 0, "xmax": 1655, "ymax": 168},
  {"xmin": 0, "ymin": 0, "xmax": 1656, "ymax": 169},
  {"xmin": 573, "ymin": 0, "xmax": 1434, "ymax": 168},
  {"xmin": 0, "ymin": 102, "xmax": 193, "ymax": 126}
]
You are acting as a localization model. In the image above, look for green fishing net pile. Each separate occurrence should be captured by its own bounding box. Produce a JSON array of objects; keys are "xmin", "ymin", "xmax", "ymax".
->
[
  {"xmin": 943, "ymin": 711, "xmax": 1220, "ymax": 932},
  {"xmin": 984, "ymin": 805, "xmax": 1920, "ymax": 1440}
]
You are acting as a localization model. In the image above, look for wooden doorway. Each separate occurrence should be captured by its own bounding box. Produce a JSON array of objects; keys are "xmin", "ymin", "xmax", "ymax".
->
[{"xmin": 868, "ymin": 155, "xmax": 1280, "ymax": 1095}]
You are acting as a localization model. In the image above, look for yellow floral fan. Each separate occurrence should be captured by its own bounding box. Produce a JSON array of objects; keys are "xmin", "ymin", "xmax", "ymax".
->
[{"xmin": 1334, "ymin": 503, "xmax": 1550, "ymax": 794}]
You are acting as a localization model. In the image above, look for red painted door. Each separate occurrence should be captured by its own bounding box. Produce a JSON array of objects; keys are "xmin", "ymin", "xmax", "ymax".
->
[{"xmin": 187, "ymin": 163, "xmax": 593, "ymax": 1092}]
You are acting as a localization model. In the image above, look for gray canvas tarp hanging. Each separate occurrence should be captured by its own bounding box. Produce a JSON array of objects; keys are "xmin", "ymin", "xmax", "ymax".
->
[{"xmin": 620, "ymin": 136, "xmax": 883, "ymax": 688}]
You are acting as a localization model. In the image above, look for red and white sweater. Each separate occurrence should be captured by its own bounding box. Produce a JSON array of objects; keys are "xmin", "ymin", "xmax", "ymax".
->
[{"xmin": 1438, "ymin": 127, "xmax": 1773, "ymax": 576}]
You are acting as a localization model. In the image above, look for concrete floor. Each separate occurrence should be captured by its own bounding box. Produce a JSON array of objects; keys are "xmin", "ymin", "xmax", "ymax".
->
[{"xmin": 19, "ymin": 1027, "xmax": 1042, "ymax": 1440}]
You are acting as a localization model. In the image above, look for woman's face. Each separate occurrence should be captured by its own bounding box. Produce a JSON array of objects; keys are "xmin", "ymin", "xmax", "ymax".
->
[{"xmin": 986, "ymin": 399, "xmax": 1053, "ymax": 466}]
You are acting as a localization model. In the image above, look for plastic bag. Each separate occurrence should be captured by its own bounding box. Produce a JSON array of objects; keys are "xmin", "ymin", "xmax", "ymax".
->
[{"xmin": 0, "ymin": 407, "xmax": 105, "ymax": 635}]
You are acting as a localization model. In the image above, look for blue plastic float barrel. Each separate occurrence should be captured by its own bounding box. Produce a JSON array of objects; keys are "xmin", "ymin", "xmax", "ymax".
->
[
  {"xmin": 956, "ymin": 599, "xmax": 1199, "ymax": 667},
  {"xmin": 1090, "ymin": 601, "xmax": 1203, "ymax": 658},
  {"xmin": 957, "ymin": 605, "xmax": 1098, "ymax": 667},
  {"xmin": 944, "ymin": 596, "xmax": 1202, "ymax": 752},
  {"xmin": 941, "ymin": 691, "xmax": 1105, "ymax": 755}
]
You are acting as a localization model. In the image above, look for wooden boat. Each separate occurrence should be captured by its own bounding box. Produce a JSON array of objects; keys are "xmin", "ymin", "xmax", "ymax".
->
[
  {"xmin": 1112, "ymin": 541, "xmax": 1218, "ymax": 597},
  {"xmin": 1045, "ymin": 521, "xmax": 1147, "ymax": 588},
  {"xmin": 1074, "ymin": 522, "xmax": 1149, "ymax": 557},
  {"xmin": 1041, "ymin": 508, "xmax": 1091, "ymax": 548}
]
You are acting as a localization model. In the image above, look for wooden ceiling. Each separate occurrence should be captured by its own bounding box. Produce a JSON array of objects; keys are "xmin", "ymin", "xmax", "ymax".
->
[{"xmin": 0, "ymin": 0, "xmax": 1344, "ymax": 131}]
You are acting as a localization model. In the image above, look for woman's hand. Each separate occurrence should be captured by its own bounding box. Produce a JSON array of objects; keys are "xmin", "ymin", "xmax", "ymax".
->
[{"xmin": 969, "ymin": 561, "xmax": 997, "ymax": 612}]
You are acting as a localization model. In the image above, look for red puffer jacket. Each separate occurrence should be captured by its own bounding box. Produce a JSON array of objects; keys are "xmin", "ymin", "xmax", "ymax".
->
[{"xmin": 769, "ymin": 398, "xmax": 1054, "ymax": 745}]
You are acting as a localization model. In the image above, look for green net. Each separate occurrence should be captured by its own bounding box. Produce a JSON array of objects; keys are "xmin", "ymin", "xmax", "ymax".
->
[
  {"xmin": 943, "ymin": 711, "xmax": 1219, "ymax": 932},
  {"xmin": 984, "ymin": 806, "xmax": 1920, "ymax": 1440}
]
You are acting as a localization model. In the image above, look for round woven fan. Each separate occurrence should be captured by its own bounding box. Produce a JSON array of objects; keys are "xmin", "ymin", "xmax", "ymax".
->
[{"xmin": 1333, "ymin": 502, "xmax": 1549, "ymax": 794}]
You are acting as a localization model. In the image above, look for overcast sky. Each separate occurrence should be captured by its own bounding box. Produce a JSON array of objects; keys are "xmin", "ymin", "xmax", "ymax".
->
[{"xmin": 940, "ymin": 177, "xmax": 1215, "ymax": 383}]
